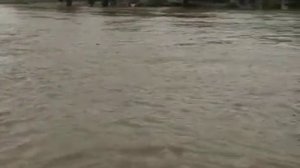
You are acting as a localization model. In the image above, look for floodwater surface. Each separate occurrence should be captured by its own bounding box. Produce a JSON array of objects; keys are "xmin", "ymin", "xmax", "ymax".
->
[{"xmin": 0, "ymin": 3, "xmax": 300, "ymax": 168}]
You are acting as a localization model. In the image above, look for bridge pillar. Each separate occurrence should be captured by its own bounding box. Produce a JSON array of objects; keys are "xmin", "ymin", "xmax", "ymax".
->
[
  {"xmin": 88, "ymin": 0, "xmax": 95, "ymax": 6},
  {"xmin": 281, "ymin": 0, "xmax": 288, "ymax": 9},
  {"xmin": 102, "ymin": 0, "xmax": 109, "ymax": 7},
  {"xmin": 66, "ymin": 0, "xmax": 72, "ymax": 6}
]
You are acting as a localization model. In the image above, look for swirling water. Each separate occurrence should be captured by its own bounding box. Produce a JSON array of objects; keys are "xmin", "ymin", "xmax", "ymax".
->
[{"xmin": 0, "ymin": 3, "xmax": 300, "ymax": 168}]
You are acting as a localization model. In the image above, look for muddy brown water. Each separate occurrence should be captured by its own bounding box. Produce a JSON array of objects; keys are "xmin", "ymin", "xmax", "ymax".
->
[{"xmin": 0, "ymin": 3, "xmax": 300, "ymax": 168}]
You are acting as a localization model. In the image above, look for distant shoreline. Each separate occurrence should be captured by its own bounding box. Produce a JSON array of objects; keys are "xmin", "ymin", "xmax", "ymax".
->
[{"xmin": 0, "ymin": 1, "xmax": 299, "ymax": 10}]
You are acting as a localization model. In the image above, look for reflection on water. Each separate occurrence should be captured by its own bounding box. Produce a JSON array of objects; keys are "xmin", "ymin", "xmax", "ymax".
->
[{"xmin": 0, "ymin": 3, "xmax": 300, "ymax": 168}]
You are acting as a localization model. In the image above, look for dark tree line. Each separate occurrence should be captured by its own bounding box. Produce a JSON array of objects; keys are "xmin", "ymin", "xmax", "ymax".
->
[{"xmin": 59, "ymin": 0, "xmax": 110, "ymax": 7}]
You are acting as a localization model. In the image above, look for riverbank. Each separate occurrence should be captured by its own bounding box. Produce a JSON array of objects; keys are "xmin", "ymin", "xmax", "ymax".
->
[{"xmin": 1, "ymin": 0, "xmax": 300, "ymax": 9}]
